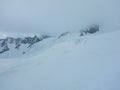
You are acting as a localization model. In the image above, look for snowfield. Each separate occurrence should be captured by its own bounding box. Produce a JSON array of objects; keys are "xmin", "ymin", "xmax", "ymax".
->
[{"xmin": 0, "ymin": 31, "xmax": 120, "ymax": 90}]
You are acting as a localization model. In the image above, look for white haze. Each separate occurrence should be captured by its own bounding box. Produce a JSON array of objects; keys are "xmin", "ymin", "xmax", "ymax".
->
[{"xmin": 0, "ymin": 0, "xmax": 120, "ymax": 35}]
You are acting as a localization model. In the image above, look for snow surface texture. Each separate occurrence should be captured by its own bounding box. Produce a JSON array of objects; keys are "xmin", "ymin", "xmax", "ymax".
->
[{"xmin": 0, "ymin": 31, "xmax": 120, "ymax": 90}]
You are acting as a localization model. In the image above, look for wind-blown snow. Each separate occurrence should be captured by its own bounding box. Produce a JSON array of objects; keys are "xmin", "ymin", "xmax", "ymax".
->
[{"xmin": 0, "ymin": 31, "xmax": 120, "ymax": 90}]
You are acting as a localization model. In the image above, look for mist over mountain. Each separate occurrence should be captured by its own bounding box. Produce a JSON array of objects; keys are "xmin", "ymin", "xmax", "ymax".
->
[{"xmin": 0, "ymin": 0, "xmax": 120, "ymax": 34}]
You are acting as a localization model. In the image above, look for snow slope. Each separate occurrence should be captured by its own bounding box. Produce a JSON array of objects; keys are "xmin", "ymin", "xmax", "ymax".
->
[{"xmin": 0, "ymin": 31, "xmax": 120, "ymax": 90}]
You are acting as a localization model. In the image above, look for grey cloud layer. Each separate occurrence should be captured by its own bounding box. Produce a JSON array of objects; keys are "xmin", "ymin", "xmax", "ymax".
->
[{"xmin": 0, "ymin": 0, "xmax": 120, "ymax": 34}]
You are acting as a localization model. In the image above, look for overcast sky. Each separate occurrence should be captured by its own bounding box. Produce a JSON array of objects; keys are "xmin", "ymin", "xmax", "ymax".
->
[{"xmin": 0, "ymin": 0, "xmax": 120, "ymax": 35}]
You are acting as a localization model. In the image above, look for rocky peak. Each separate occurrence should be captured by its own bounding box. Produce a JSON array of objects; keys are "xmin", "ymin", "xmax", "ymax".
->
[{"xmin": 0, "ymin": 35, "xmax": 51, "ymax": 54}]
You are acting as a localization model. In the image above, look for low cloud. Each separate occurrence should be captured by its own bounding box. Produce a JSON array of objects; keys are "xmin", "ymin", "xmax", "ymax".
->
[{"xmin": 0, "ymin": 0, "xmax": 120, "ymax": 35}]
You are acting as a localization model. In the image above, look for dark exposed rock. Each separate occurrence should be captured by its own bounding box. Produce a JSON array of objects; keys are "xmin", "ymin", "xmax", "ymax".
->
[
  {"xmin": 58, "ymin": 32, "xmax": 70, "ymax": 39},
  {"xmin": 23, "ymin": 52, "xmax": 25, "ymax": 55},
  {"xmin": 15, "ymin": 38, "xmax": 21, "ymax": 49},
  {"xmin": 7, "ymin": 37, "xmax": 14, "ymax": 44},
  {"xmin": 0, "ymin": 44, "xmax": 9, "ymax": 54},
  {"xmin": 80, "ymin": 25, "xmax": 99, "ymax": 36},
  {"xmin": 87, "ymin": 25, "xmax": 99, "ymax": 34},
  {"xmin": 0, "ymin": 35, "xmax": 51, "ymax": 54},
  {"xmin": 41, "ymin": 34, "xmax": 51, "ymax": 39},
  {"xmin": 1, "ymin": 39, "xmax": 8, "ymax": 47}
]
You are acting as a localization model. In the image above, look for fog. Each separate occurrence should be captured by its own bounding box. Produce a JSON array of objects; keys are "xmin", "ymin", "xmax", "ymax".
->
[{"xmin": 0, "ymin": 0, "xmax": 120, "ymax": 35}]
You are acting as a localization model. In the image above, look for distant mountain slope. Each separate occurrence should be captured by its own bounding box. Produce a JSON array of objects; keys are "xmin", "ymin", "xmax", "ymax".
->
[
  {"xmin": 0, "ymin": 35, "xmax": 51, "ymax": 58},
  {"xmin": 0, "ymin": 25, "xmax": 99, "ymax": 58},
  {"xmin": 0, "ymin": 30, "xmax": 120, "ymax": 90}
]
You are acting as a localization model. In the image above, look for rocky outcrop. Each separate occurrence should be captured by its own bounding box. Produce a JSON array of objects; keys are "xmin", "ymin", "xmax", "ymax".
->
[
  {"xmin": 0, "ymin": 35, "xmax": 51, "ymax": 54},
  {"xmin": 80, "ymin": 25, "xmax": 99, "ymax": 36}
]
